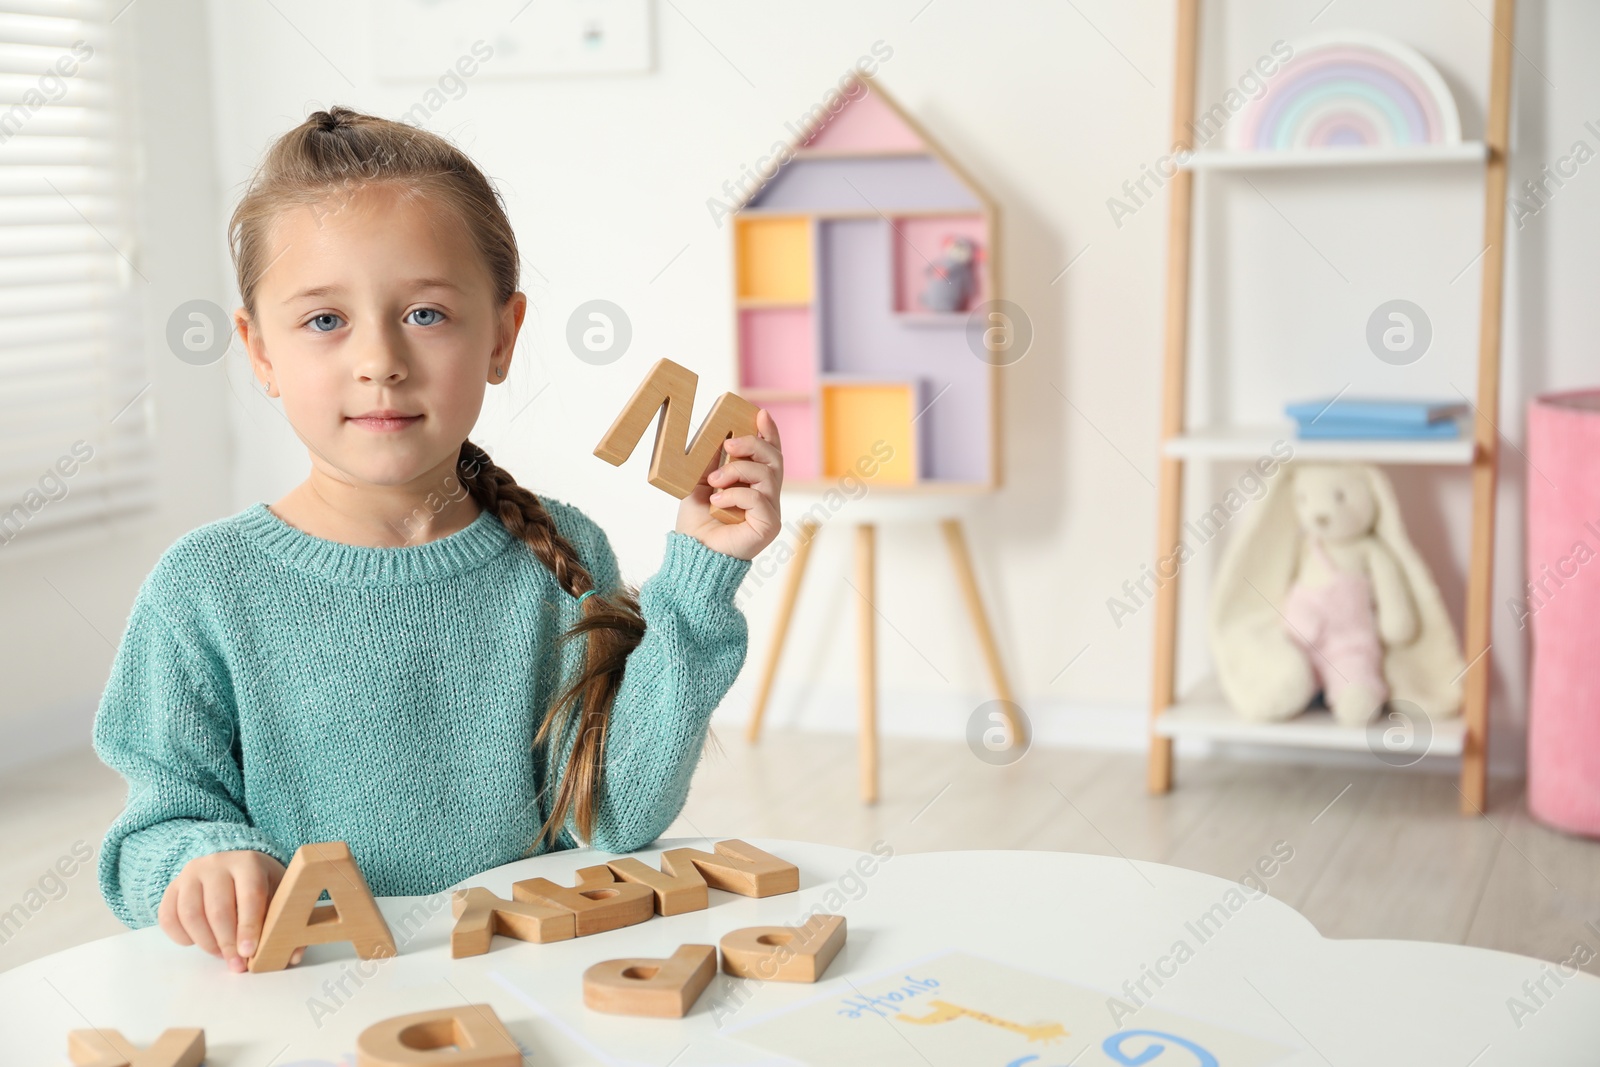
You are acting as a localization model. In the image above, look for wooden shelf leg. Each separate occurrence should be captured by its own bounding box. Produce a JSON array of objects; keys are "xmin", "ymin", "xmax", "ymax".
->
[
  {"xmin": 745, "ymin": 518, "xmax": 821, "ymax": 744},
  {"xmin": 940, "ymin": 518, "xmax": 1021, "ymax": 740},
  {"xmin": 1148, "ymin": 0, "xmax": 1200, "ymax": 795},
  {"xmin": 856, "ymin": 523, "xmax": 879, "ymax": 805},
  {"xmin": 1461, "ymin": 456, "xmax": 1494, "ymax": 814},
  {"xmin": 1460, "ymin": 0, "xmax": 1517, "ymax": 815},
  {"xmin": 1148, "ymin": 457, "xmax": 1183, "ymax": 795}
]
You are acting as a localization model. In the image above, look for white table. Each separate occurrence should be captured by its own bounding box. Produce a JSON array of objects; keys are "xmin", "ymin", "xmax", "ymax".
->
[{"xmin": 3, "ymin": 838, "xmax": 1596, "ymax": 1065}]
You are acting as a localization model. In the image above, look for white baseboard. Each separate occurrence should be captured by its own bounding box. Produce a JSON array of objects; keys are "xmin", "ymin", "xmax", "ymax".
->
[{"xmin": 715, "ymin": 678, "xmax": 1526, "ymax": 779}]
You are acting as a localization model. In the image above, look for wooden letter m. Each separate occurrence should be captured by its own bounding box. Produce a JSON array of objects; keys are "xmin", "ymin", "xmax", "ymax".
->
[{"xmin": 593, "ymin": 358, "xmax": 759, "ymax": 524}]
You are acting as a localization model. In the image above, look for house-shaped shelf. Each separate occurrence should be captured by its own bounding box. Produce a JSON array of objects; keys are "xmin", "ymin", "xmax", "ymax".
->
[{"xmin": 729, "ymin": 74, "xmax": 1001, "ymax": 492}]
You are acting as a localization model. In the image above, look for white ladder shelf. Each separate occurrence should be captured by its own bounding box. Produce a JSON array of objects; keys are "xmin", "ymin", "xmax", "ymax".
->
[{"xmin": 1146, "ymin": 0, "xmax": 1516, "ymax": 814}]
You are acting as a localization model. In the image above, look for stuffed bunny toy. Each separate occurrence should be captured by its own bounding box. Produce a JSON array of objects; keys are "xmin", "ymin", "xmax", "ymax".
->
[
  {"xmin": 1209, "ymin": 461, "xmax": 1465, "ymax": 727},
  {"xmin": 1281, "ymin": 464, "xmax": 1419, "ymax": 726}
]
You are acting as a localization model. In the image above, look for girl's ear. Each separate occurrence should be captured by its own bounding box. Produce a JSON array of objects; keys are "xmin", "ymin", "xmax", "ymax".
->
[
  {"xmin": 235, "ymin": 307, "xmax": 276, "ymax": 396},
  {"xmin": 492, "ymin": 292, "xmax": 529, "ymax": 369}
]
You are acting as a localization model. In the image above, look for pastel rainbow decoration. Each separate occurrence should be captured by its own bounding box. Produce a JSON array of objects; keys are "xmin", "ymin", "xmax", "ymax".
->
[{"xmin": 1231, "ymin": 31, "xmax": 1461, "ymax": 151}]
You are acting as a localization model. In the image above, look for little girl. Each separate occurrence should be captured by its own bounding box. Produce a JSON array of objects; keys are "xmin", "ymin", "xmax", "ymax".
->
[{"xmin": 92, "ymin": 106, "xmax": 783, "ymax": 973}]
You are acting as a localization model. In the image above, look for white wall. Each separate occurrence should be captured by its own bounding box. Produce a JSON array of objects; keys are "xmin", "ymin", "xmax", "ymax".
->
[{"xmin": 4, "ymin": 0, "xmax": 1593, "ymax": 776}]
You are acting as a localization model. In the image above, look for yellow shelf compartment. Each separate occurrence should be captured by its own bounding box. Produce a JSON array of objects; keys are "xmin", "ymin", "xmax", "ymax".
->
[
  {"xmin": 735, "ymin": 215, "xmax": 814, "ymax": 304},
  {"xmin": 820, "ymin": 379, "xmax": 918, "ymax": 485}
]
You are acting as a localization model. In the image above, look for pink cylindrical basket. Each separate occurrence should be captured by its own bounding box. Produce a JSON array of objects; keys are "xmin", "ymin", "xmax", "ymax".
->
[{"xmin": 1527, "ymin": 389, "xmax": 1600, "ymax": 837}]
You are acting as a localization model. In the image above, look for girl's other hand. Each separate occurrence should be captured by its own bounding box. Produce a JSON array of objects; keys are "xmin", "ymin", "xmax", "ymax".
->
[
  {"xmin": 157, "ymin": 849, "xmax": 304, "ymax": 972},
  {"xmin": 676, "ymin": 407, "xmax": 783, "ymax": 561}
]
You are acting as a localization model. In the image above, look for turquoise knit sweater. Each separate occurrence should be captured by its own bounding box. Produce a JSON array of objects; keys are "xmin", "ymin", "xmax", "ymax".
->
[{"xmin": 92, "ymin": 497, "xmax": 751, "ymax": 929}]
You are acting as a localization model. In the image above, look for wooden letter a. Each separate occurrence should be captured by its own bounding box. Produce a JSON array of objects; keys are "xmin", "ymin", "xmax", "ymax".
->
[
  {"xmin": 593, "ymin": 357, "xmax": 759, "ymax": 524},
  {"xmin": 247, "ymin": 840, "xmax": 397, "ymax": 972}
]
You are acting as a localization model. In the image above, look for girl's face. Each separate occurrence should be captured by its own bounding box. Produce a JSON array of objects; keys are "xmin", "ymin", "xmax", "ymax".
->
[{"xmin": 237, "ymin": 182, "xmax": 524, "ymax": 494}]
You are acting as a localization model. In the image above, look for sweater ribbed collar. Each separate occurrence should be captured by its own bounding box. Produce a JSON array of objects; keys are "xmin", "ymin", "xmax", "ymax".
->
[{"xmin": 235, "ymin": 501, "xmax": 515, "ymax": 584}]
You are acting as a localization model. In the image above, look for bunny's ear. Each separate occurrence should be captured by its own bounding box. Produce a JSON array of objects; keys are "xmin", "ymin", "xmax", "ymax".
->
[
  {"xmin": 1207, "ymin": 452, "xmax": 1305, "ymax": 715},
  {"xmin": 1361, "ymin": 463, "xmax": 1408, "ymax": 552},
  {"xmin": 1209, "ymin": 455, "xmax": 1303, "ymax": 629},
  {"xmin": 1357, "ymin": 462, "xmax": 1469, "ymax": 716},
  {"xmin": 1361, "ymin": 462, "xmax": 1432, "ymax": 601}
]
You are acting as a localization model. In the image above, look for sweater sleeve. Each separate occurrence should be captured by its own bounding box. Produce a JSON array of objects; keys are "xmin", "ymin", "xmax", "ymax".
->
[
  {"xmin": 550, "ymin": 525, "xmax": 752, "ymax": 854},
  {"xmin": 92, "ymin": 589, "xmax": 287, "ymax": 929}
]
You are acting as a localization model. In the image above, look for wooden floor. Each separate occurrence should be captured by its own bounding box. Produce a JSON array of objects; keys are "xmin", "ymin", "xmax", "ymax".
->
[{"xmin": 3, "ymin": 733, "xmax": 1597, "ymax": 976}]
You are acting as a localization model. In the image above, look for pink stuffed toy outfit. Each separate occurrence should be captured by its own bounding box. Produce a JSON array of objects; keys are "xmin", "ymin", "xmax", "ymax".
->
[{"xmin": 1281, "ymin": 538, "xmax": 1388, "ymax": 710}]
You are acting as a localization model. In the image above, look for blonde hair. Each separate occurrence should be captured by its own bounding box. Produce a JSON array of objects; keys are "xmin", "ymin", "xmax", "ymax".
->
[{"xmin": 228, "ymin": 105, "xmax": 646, "ymax": 852}]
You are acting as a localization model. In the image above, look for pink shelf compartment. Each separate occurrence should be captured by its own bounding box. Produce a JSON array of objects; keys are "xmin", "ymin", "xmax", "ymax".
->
[
  {"xmin": 890, "ymin": 215, "xmax": 988, "ymax": 316},
  {"xmin": 759, "ymin": 398, "xmax": 818, "ymax": 482},
  {"xmin": 738, "ymin": 306, "xmax": 816, "ymax": 394}
]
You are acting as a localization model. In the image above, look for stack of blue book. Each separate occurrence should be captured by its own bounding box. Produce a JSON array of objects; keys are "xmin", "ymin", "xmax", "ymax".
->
[{"xmin": 1285, "ymin": 398, "xmax": 1468, "ymax": 440}]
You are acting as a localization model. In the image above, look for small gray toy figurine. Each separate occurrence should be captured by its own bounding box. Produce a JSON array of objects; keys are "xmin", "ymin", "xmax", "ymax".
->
[{"xmin": 919, "ymin": 236, "xmax": 980, "ymax": 312}]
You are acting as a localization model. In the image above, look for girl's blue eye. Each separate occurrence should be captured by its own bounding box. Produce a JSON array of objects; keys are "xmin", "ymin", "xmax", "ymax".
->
[
  {"xmin": 308, "ymin": 313, "xmax": 342, "ymax": 332},
  {"xmin": 408, "ymin": 307, "xmax": 445, "ymax": 326}
]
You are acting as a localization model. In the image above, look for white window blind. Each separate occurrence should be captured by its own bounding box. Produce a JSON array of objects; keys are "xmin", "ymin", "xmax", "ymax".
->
[{"xmin": 0, "ymin": 0, "xmax": 153, "ymax": 553}]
